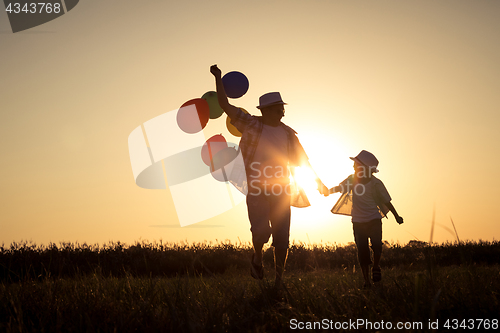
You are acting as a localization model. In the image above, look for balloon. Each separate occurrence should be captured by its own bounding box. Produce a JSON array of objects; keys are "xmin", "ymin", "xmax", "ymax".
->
[
  {"xmin": 210, "ymin": 143, "xmax": 241, "ymax": 182},
  {"xmin": 211, "ymin": 147, "xmax": 239, "ymax": 182},
  {"xmin": 212, "ymin": 146, "xmax": 239, "ymax": 171},
  {"xmin": 201, "ymin": 91, "xmax": 224, "ymax": 119},
  {"xmin": 226, "ymin": 108, "xmax": 248, "ymax": 137},
  {"xmin": 222, "ymin": 71, "xmax": 249, "ymax": 99},
  {"xmin": 176, "ymin": 98, "xmax": 210, "ymax": 134},
  {"xmin": 201, "ymin": 134, "xmax": 228, "ymax": 168}
]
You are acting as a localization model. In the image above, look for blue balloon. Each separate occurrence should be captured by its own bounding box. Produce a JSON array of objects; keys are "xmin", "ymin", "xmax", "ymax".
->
[{"xmin": 222, "ymin": 71, "xmax": 249, "ymax": 99}]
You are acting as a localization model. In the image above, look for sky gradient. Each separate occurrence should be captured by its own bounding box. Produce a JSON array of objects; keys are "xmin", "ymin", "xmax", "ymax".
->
[{"xmin": 1, "ymin": 0, "xmax": 499, "ymax": 247}]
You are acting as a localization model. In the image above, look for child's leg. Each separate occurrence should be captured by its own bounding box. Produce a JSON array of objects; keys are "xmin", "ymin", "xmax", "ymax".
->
[
  {"xmin": 360, "ymin": 265, "xmax": 370, "ymax": 287},
  {"xmin": 370, "ymin": 219, "xmax": 383, "ymax": 269},
  {"xmin": 353, "ymin": 222, "xmax": 372, "ymax": 286}
]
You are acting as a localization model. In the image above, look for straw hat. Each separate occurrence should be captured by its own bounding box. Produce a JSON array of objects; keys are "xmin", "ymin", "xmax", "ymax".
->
[
  {"xmin": 350, "ymin": 150, "xmax": 379, "ymax": 173},
  {"xmin": 256, "ymin": 92, "xmax": 287, "ymax": 109}
]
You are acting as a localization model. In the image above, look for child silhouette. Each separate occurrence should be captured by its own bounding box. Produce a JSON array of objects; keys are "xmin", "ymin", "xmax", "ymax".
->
[{"xmin": 329, "ymin": 150, "xmax": 403, "ymax": 288}]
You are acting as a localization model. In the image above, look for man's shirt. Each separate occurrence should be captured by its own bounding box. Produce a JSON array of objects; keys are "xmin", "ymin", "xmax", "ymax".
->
[{"xmin": 230, "ymin": 107, "xmax": 310, "ymax": 206}]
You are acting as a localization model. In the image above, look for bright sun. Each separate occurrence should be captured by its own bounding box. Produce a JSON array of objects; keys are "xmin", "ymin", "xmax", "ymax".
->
[
  {"xmin": 286, "ymin": 134, "xmax": 356, "ymax": 230},
  {"xmin": 291, "ymin": 166, "xmax": 318, "ymax": 193},
  {"xmin": 295, "ymin": 133, "xmax": 355, "ymax": 190}
]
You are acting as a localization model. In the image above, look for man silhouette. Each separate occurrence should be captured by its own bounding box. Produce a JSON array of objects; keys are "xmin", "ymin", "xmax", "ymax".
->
[{"xmin": 210, "ymin": 65, "xmax": 328, "ymax": 286}]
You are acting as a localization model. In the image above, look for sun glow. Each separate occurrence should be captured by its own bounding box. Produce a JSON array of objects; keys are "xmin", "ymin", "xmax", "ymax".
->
[
  {"xmin": 291, "ymin": 166, "xmax": 318, "ymax": 193},
  {"xmin": 287, "ymin": 134, "xmax": 355, "ymax": 235},
  {"xmin": 289, "ymin": 164, "xmax": 340, "ymax": 235},
  {"xmin": 294, "ymin": 132, "xmax": 354, "ymax": 187}
]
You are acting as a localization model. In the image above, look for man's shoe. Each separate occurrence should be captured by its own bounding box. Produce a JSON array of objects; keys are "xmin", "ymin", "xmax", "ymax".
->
[
  {"xmin": 250, "ymin": 254, "xmax": 264, "ymax": 280},
  {"xmin": 372, "ymin": 267, "xmax": 381, "ymax": 282}
]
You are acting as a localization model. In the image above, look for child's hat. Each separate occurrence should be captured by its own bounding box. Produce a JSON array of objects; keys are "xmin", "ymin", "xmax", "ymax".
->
[{"xmin": 350, "ymin": 150, "xmax": 379, "ymax": 173}]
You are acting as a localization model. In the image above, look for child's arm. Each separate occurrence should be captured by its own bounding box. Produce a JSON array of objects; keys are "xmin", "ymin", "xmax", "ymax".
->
[
  {"xmin": 385, "ymin": 202, "xmax": 404, "ymax": 224},
  {"xmin": 329, "ymin": 175, "xmax": 354, "ymax": 194},
  {"xmin": 329, "ymin": 186, "xmax": 343, "ymax": 194}
]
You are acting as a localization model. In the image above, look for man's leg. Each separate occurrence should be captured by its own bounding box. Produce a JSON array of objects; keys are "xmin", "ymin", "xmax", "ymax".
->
[
  {"xmin": 247, "ymin": 192, "xmax": 271, "ymax": 279},
  {"xmin": 253, "ymin": 242, "xmax": 264, "ymax": 266},
  {"xmin": 274, "ymin": 247, "xmax": 288, "ymax": 285},
  {"xmin": 270, "ymin": 188, "xmax": 291, "ymax": 286}
]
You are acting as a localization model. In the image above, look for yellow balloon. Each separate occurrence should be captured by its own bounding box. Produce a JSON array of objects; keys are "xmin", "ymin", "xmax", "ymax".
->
[{"xmin": 226, "ymin": 108, "xmax": 248, "ymax": 137}]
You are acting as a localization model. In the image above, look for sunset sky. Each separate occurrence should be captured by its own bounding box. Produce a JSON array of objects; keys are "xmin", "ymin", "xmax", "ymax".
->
[{"xmin": 1, "ymin": 0, "xmax": 499, "ymax": 248}]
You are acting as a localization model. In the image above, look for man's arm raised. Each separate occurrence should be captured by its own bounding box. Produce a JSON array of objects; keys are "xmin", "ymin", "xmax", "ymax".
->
[{"xmin": 210, "ymin": 65, "xmax": 240, "ymax": 120}]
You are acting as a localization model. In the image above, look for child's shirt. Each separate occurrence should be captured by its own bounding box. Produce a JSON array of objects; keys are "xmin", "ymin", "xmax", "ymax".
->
[{"xmin": 334, "ymin": 175, "xmax": 391, "ymax": 223}]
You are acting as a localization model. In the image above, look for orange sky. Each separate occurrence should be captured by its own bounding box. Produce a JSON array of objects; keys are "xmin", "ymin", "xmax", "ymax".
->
[{"xmin": 1, "ymin": 0, "xmax": 499, "ymax": 247}]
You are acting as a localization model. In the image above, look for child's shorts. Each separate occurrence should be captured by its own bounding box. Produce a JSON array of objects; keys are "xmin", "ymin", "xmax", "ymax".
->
[{"xmin": 352, "ymin": 219, "xmax": 382, "ymax": 266}]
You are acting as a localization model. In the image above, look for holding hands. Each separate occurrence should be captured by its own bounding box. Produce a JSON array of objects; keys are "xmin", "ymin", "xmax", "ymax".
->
[{"xmin": 318, "ymin": 183, "xmax": 330, "ymax": 197}]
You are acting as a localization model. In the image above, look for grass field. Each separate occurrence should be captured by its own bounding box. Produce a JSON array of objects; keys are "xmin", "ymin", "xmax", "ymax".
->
[{"xmin": 1, "ymin": 240, "xmax": 499, "ymax": 332}]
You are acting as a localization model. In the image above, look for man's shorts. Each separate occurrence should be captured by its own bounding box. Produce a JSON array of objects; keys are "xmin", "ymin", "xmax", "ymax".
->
[
  {"xmin": 352, "ymin": 219, "xmax": 383, "ymax": 266},
  {"xmin": 246, "ymin": 186, "xmax": 291, "ymax": 249}
]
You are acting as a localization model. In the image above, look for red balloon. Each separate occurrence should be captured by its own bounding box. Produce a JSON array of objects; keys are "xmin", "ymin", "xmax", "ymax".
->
[
  {"xmin": 212, "ymin": 147, "xmax": 239, "ymax": 172},
  {"xmin": 176, "ymin": 98, "xmax": 210, "ymax": 133},
  {"xmin": 201, "ymin": 134, "xmax": 228, "ymax": 168}
]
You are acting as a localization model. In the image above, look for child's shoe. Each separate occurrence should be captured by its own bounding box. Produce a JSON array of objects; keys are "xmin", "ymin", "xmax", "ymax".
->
[{"xmin": 372, "ymin": 267, "xmax": 382, "ymax": 282}]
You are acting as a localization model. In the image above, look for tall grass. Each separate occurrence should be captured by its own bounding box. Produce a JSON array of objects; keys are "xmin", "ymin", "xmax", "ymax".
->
[
  {"xmin": 1, "ymin": 240, "xmax": 499, "ymax": 282},
  {"xmin": 1, "ymin": 241, "xmax": 499, "ymax": 332}
]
